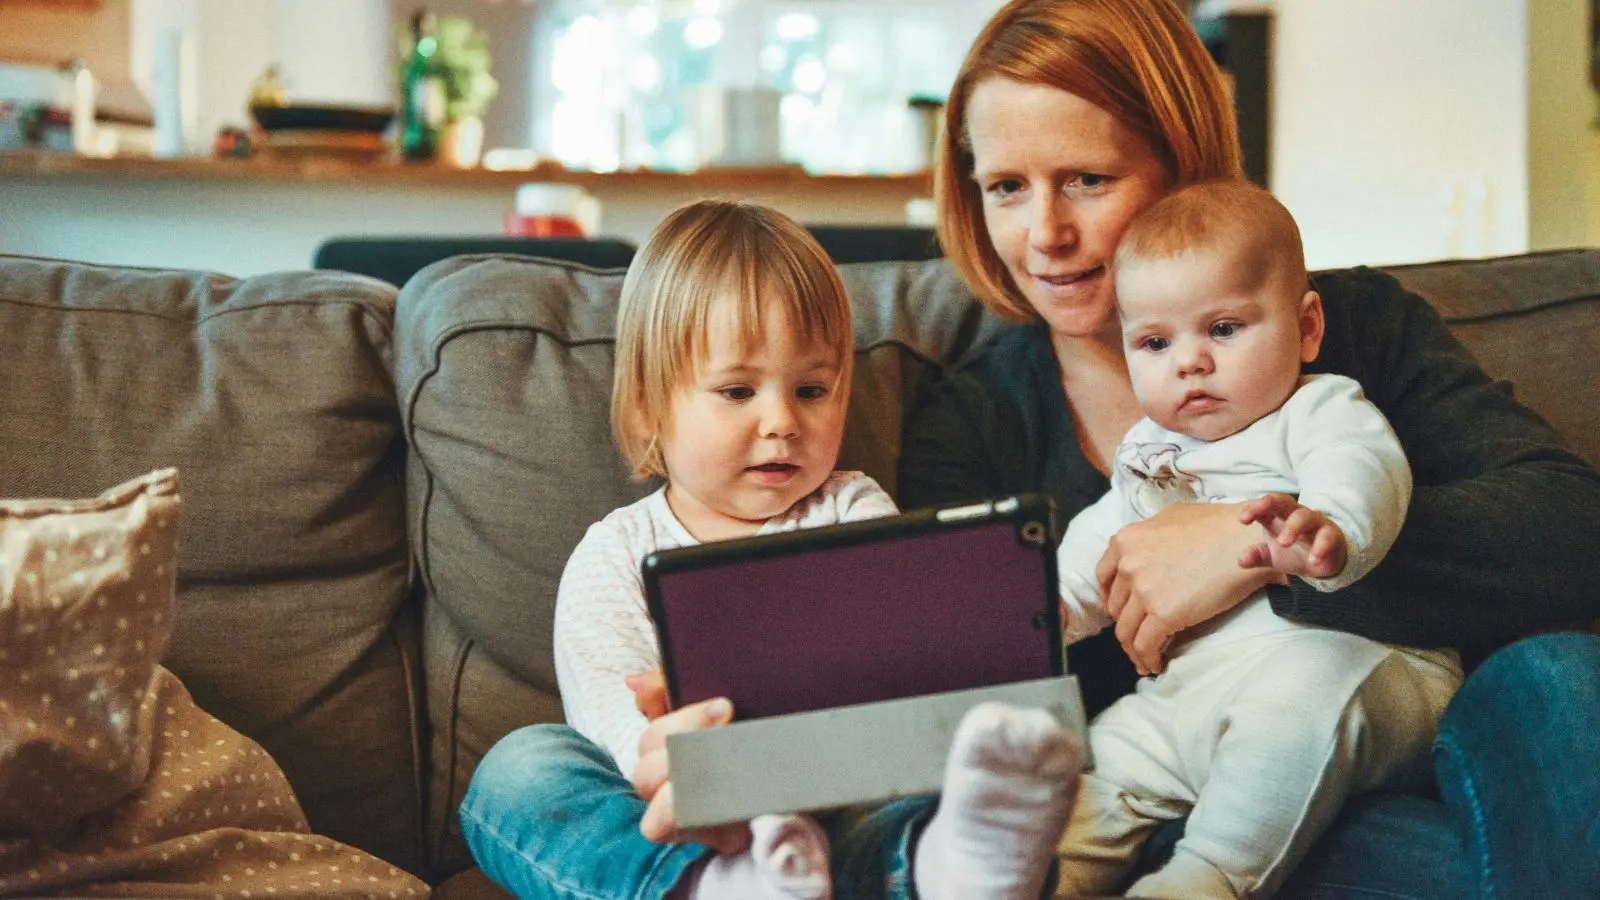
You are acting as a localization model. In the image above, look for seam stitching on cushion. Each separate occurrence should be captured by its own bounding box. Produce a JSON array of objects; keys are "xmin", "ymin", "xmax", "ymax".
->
[
  {"xmin": 0, "ymin": 294, "xmax": 399, "ymax": 341},
  {"xmin": 421, "ymin": 253, "xmax": 631, "ymax": 277},
  {"xmin": 421, "ymin": 318, "xmax": 952, "ymax": 370},
  {"xmin": 402, "ymin": 354, "xmax": 441, "ymax": 603},
  {"xmin": 435, "ymin": 633, "xmax": 475, "ymax": 865},
  {"xmin": 386, "ymin": 618, "xmax": 430, "ymax": 880},
  {"xmin": 1427, "ymin": 293, "xmax": 1600, "ymax": 326}
]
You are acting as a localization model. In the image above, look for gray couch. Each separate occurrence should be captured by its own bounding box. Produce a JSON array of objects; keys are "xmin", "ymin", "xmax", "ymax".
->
[{"xmin": 0, "ymin": 247, "xmax": 1595, "ymax": 898}]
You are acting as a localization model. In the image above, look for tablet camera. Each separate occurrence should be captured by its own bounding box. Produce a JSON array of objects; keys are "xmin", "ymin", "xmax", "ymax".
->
[{"xmin": 1019, "ymin": 520, "xmax": 1048, "ymax": 546}]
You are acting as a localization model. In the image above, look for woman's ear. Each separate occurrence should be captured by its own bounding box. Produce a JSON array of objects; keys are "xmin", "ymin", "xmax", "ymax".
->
[{"xmin": 1298, "ymin": 289, "xmax": 1325, "ymax": 363}]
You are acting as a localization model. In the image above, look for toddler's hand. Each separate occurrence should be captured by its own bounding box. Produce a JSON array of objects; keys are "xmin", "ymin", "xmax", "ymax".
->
[
  {"xmin": 627, "ymin": 669, "xmax": 670, "ymax": 720},
  {"xmin": 1238, "ymin": 493, "xmax": 1347, "ymax": 579},
  {"xmin": 632, "ymin": 695, "xmax": 750, "ymax": 855}
]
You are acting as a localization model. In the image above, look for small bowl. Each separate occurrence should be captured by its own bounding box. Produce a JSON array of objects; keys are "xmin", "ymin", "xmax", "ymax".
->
[{"xmin": 249, "ymin": 104, "xmax": 394, "ymax": 134}]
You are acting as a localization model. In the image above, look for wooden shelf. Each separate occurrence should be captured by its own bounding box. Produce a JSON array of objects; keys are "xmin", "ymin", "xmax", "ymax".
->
[{"xmin": 0, "ymin": 149, "xmax": 932, "ymax": 192}]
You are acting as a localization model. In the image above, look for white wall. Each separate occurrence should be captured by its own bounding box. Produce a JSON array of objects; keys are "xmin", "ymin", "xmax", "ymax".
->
[
  {"xmin": 130, "ymin": 0, "xmax": 392, "ymax": 151},
  {"xmin": 1270, "ymin": 0, "xmax": 1530, "ymax": 268},
  {"xmin": 272, "ymin": 0, "xmax": 393, "ymax": 107}
]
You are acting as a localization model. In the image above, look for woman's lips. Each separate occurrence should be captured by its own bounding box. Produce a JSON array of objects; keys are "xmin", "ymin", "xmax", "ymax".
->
[{"xmin": 1034, "ymin": 265, "xmax": 1104, "ymax": 297}]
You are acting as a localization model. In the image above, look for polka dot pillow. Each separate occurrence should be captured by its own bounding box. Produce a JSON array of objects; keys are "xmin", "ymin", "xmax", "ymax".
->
[{"xmin": 0, "ymin": 468, "xmax": 180, "ymax": 842}]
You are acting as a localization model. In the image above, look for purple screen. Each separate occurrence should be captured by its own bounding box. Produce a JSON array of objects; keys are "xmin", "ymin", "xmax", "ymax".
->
[{"xmin": 657, "ymin": 520, "xmax": 1056, "ymax": 719}]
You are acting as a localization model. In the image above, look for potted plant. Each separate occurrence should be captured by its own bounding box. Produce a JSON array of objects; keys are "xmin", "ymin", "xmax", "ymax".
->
[{"xmin": 397, "ymin": 13, "xmax": 498, "ymax": 167}]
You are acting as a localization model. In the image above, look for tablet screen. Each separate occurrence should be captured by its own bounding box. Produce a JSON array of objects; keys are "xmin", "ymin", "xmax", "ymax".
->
[{"xmin": 645, "ymin": 496, "xmax": 1062, "ymax": 720}]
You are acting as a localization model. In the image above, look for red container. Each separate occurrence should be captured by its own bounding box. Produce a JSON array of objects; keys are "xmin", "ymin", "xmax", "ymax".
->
[{"xmin": 503, "ymin": 211, "xmax": 586, "ymax": 238}]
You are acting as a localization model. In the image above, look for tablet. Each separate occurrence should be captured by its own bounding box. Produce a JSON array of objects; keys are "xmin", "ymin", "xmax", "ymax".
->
[{"xmin": 643, "ymin": 494, "xmax": 1063, "ymax": 720}]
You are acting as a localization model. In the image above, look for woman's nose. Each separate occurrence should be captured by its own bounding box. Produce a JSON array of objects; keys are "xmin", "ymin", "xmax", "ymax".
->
[{"xmin": 1028, "ymin": 195, "xmax": 1077, "ymax": 255}]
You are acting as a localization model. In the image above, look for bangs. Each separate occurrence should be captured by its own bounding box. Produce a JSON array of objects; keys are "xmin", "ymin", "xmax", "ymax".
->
[
  {"xmin": 612, "ymin": 200, "xmax": 854, "ymax": 479},
  {"xmin": 687, "ymin": 243, "xmax": 853, "ymax": 373}
]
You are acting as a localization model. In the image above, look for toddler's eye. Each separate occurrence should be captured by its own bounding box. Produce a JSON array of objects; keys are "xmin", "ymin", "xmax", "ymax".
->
[
  {"xmin": 1139, "ymin": 336, "xmax": 1169, "ymax": 352},
  {"xmin": 796, "ymin": 385, "xmax": 829, "ymax": 401},
  {"xmin": 718, "ymin": 386, "xmax": 755, "ymax": 401},
  {"xmin": 1211, "ymin": 322, "xmax": 1241, "ymax": 339}
]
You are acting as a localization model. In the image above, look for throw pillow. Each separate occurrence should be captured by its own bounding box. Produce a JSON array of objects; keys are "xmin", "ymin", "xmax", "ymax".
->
[{"xmin": 0, "ymin": 468, "xmax": 180, "ymax": 843}]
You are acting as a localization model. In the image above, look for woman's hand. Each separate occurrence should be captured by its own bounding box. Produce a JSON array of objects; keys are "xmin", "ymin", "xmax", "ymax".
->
[
  {"xmin": 624, "ymin": 671, "xmax": 750, "ymax": 855},
  {"xmin": 1096, "ymin": 501, "xmax": 1284, "ymax": 675},
  {"xmin": 1238, "ymin": 493, "xmax": 1348, "ymax": 579}
]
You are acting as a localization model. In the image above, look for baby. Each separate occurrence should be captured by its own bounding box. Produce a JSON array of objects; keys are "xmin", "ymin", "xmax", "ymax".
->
[{"xmin": 1051, "ymin": 180, "xmax": 1464, "ymax": 899}]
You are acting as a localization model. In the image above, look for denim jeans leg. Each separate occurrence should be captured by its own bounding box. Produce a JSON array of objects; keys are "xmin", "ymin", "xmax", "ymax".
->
[
  {"xmin": 1273, "ymin": 792, "xmax": 1468, "ymax": 900},
  {"xmin": 459, "ymin": 724, "xmax": 710, "ymax": 900},
  {"xmin": 1432, "ymin": 631, "xmax": 1600, "ymax": 900},
  {"xmin": 824, "ymin": 797, "xmax": 937, "ymax": 900}
]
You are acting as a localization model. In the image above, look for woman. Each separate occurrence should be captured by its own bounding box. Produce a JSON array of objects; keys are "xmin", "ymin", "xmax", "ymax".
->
[
  {"xmin": 465, "ymin": 0, "xmax": 1600, "ymax": 896},
  {"xmin": 896, "ymin": 0, "xmax": 1600, "ymax": 896}
]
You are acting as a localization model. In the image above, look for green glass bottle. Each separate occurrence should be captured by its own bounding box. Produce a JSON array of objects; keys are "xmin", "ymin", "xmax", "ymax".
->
[{"xmin": 400, "ymin": 11, "xmax": 445, "ymax": 161}]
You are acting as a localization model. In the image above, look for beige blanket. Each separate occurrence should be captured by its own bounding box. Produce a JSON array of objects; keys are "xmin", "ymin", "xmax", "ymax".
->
[{"xmin": 0, "ymin": 666, "xmax": 428, "ymax": 899}]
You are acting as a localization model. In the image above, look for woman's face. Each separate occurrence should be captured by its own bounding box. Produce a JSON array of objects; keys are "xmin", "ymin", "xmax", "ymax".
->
[{"xmin": 966, "ymin": 78, "xmax": 1172, "ymax": 339}]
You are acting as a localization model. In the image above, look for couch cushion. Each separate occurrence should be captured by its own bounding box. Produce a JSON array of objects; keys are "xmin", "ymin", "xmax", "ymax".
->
[
  {"xmin": 0, "ymin": 256, "xmax": 423, "ymax": 874},
  {"xmin": 395, "ymin": 254, "xmax": 1001, "ymax": 874},
  {"xmin": 1381, "ymin": 249, "xmax": 1600, "ymax": 466}
]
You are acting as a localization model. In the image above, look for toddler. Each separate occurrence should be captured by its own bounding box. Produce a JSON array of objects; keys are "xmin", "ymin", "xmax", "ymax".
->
[
  {"xmin": 1051, "ymin": 180, "xmax": 1464, "ymax": 899},
  {"xmin": 551, "ymin": 200, "xmax": 1080, "ymax": 900}
]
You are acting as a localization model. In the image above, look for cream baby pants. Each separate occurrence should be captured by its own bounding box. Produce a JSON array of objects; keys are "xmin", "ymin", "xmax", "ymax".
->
[{"xmin": 1053, "ymin": 629, "xmax": 1462, "ymax": 900}]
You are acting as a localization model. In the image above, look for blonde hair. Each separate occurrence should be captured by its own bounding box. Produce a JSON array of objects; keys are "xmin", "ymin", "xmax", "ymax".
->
[
  {"xmin": 936, "ymin": 0, "xmax": 1242, "ymax": 320},
  {"xmin": 1116, "ymin": 179, "xmax": 1307, "ymax": 294},
  {"xmin": 611, "ymin": 200, "xmax": 854, "ymax": 480}
]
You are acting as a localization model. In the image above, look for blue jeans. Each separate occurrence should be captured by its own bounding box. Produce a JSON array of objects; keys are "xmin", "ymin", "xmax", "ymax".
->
[
  {"xmin": 462, "ymin": 633, "xmax": 1600, "ymax": 900},
  {"xmin": 1430, "ymin": 631, "xmax": 1600, "ymax": 900},
  {"xmin": 459, "ymin": 723, "xmax": 936, "ymax": 900}
]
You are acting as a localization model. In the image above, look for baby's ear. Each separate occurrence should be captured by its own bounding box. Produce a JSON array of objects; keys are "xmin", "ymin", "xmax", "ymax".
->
[{"xmin": 1298, "ymin": 289, "xmax": 1325, "ymax": 363}]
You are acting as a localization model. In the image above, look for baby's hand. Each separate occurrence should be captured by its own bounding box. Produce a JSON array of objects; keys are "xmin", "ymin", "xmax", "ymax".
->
[{"xmin": 1238, "ymin": 493, "xmax": 1347, "ymax": 579}]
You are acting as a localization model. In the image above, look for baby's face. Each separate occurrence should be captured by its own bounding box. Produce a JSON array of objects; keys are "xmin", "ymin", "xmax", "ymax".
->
[{"xmin": 1116, "ymin": 250, "xmax": 1320, "ymax": 441}]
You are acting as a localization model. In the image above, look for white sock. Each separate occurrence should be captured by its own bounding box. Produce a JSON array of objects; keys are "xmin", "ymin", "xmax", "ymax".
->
[
  {"xmin": 913, "ymin": 702, "xmax": 1081, "ymax": 900},
  {"xmin": 681, "ymin": 813, "xmax": 832, "ymax": 900}
]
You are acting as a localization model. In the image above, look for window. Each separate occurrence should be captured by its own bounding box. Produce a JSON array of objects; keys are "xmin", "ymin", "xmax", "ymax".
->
[{"xmin": 531, "ymin": 0, "xmax": 996, "ymax": 174}]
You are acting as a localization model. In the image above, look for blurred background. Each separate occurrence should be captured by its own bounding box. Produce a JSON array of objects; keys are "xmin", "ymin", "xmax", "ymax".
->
[{"xmin": 1, "ymin": 0, "xmax": 1597, "ymax": 278}]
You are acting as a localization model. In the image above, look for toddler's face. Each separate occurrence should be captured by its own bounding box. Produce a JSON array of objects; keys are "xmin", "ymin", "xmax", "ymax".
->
[
  {"xmin": 657, "ymin": 297, "xmax": 847, "ymax": 541},
  {"xmin": 1116, "ymin": 250, "xmax": 1321, "ymax": 441}
]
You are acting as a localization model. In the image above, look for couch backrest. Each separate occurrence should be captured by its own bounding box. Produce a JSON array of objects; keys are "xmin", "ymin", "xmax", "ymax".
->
[
  {"xmin": 1380, "ymin": 249, "xmax": 1600, "ymax": 467},
  {"xmin": 0, "ymin": 256, "xmax": 424, "ymax": 875}
]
